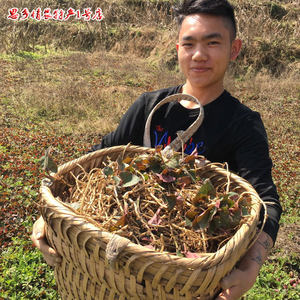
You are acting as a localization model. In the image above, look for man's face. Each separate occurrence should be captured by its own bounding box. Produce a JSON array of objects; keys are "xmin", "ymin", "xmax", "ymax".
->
[{"xmin": 176, "ymin": 14, "xmax": 241, "ymax": 92}]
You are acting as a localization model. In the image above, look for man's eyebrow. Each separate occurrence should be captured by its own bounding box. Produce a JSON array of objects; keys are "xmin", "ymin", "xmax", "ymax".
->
[
  {"xmin": 202, "ymin": 33, "xmax": 223, "ymax": 40},
  {"xmin": 181, "ymin": 33, "xmax": 223, "ymax": 41},
  {"xmin": 181, "ymin": 35, "xmax": 196, "ymax": 41}
]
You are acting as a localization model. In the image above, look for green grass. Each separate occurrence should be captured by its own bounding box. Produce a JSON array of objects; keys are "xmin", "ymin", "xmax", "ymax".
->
[
  {"xmin": 245, "ymin": 253, "xmax": 300, "ymax": 299},
  {"xmin": 0, "ymin": 222, "xmax": 58, "ymax": 299}
]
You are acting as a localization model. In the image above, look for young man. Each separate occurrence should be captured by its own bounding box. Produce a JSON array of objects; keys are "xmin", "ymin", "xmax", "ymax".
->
[{"xmin": 32, "ymin": 1, "xmax": 282, "ymax": 299}]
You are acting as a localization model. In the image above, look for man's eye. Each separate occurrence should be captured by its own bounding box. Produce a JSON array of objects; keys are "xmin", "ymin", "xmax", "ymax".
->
[
  {"xmin": 182, "ymin": 43, "xmax": 193, "ymax": 47},
  {"xmin": 208, "ymin": 41, "xmax": 220, "ymax": 45}
]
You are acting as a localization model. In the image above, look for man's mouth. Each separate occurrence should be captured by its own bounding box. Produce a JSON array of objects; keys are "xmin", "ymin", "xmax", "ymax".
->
[{"xmin": 190, "ymin": 67, "xmax": 210, "ymax": 72}]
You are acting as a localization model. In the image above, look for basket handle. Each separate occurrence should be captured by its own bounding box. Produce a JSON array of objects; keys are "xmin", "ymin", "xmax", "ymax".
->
[{"xmin": 143, "ymin": 93, "xmax": 204, "ymax": 155}]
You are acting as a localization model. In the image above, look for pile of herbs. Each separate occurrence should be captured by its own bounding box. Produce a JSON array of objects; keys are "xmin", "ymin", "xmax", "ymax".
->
[{"xmin": 66, "ymin": 148, "xmax": 252, "ymax": 257}]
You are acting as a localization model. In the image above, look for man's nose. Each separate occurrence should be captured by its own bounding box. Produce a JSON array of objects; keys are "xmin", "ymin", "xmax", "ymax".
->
[{"xmin": 192, "ymin": 46, "xmax": 208, "ymax": 61}]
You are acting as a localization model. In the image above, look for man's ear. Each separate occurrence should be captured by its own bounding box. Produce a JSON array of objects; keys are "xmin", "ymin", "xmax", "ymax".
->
[
  {"xmin": 230, "ymin": 39, "xmax": 242, "ymax": 61},
  {"xmin": 176, "ymin": 43, "xmax": 179, "ymax": 52}
]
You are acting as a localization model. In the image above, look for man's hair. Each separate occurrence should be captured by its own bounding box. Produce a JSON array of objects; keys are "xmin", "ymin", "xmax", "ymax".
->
[{"xmin": 174, "ymin": 0, "xmax": 237, "ymax": 39}]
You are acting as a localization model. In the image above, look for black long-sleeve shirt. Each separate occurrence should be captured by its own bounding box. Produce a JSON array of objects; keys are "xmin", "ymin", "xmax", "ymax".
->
[{"xmin": 92, "ymin": 85, "xmax": 282, "ymax": 243}]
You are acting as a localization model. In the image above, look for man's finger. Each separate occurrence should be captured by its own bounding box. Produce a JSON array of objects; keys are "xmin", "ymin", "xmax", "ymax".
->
[
  {"xmin": 215, "ymin": 286, "xmax": 242, "ymax": 300},
  {"xmin": 220, "ymin": 269, "xmax": 243, "ymax": 290},
  {"xmin": 36, "ymin": 237, "xmax": 61, "ymax": 267},
  {"xmin": 31, "ymin": 216, "xmax": 46, "ymax": 241}
]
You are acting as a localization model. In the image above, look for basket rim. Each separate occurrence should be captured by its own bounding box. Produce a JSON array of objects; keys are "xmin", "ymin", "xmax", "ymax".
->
[{"xmin": 41, "ymin": 145, "xmax": 265, "ymax": 269}]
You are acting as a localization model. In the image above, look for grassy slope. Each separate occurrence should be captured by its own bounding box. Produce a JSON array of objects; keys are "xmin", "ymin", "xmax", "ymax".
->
[{"xmin": 0, "ymin": 0, "xmax": 299, "ymax": 299}]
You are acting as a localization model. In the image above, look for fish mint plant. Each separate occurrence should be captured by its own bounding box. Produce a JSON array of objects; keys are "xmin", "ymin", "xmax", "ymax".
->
[{"xmin": 49, "ymin": 147, "xmax": 253, "ymax": 256}]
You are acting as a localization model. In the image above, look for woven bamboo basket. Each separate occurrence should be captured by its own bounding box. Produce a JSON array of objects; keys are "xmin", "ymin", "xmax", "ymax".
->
[{"xmin": 40, "ymin": 94, "xmax": 264, "ymax": 300}]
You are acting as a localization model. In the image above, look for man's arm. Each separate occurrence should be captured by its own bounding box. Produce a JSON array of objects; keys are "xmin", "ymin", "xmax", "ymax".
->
[
  {"xmin": 216, "ymin": 231, "xmax": 273, "ymax": 300},
  {"xmin": 216, "ymin": 111, "xmax": 281, "ymax": 299},
  {"xmin": 231, "ymin": 111, "xmax": 282, "ymax": 244}
]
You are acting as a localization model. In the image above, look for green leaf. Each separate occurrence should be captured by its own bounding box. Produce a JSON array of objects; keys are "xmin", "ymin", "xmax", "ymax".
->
[
  {"xmin": 239, "ymin": 197, "xmax": 252, "ymax": 210},
  {"xmin": 201, "ymin": 178, "xmax": 216, "ymax": 196},
  {"xmin": 192, "ymin": 209, "xmax": 211, "ymax": 230},
  {"xmin": 185, "ymin": 216, "xmax": 193, "ymax": 227},
  {"xmin": 103, "ymin": 166, "xmax": 113, "ymax": 177},
  {"xmin": 192, "ymin": 178, "xmax": 216, "ymax": 206},
  {"xmin": 192, "ymin": 205, "xmax": 217, "ymax": 230},
  {"xmin": 165, "ymin": 154, "xmax": 180, "ymax": 169},
  {"xmin": 209, "ymin": 215, "xmax": 221, "ymax": 233},
  {"xmin": 119, "ymin": 171, "xmax": 140, "ymax": 188},
  {"xmin": 213, "ymin": 205, "xmax": 241, "ymax": 231},
  {"xmin": 113, "ymin": 176, "xmax": 121, "ymax": 186},
  {"xmin": 117, "ymin": 155, "xmax": 125, "ymax": 171},
  {"xmin": 39, "ymin": 147, "xmax": 58, "ymax": 173},
  {"xmin": 148, "ymin": 155, "xmax": 163, "ymax": 173},
  {"xmin": 230, "ymin": 209, "xmax": 242, "ymax": 227},
  {"xmin": 242, "ymin": 207, "xmax": 250, "ymax": 217},
  {"xmin": 185, "ymin": 169, "xmax": 197, "ymax": 183},
  {"xmin": 220, "ymin": 192, "xmax": 238, "ymax": 208},
  {"xmin": 163, "ymin": 194, "xmax": 177, "ymax": 210}
]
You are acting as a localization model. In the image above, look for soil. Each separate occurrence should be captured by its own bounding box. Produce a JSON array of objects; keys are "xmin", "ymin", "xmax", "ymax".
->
[{"xmin": 273, "ymin": 223, "xmax": 300, "ymax": 256}]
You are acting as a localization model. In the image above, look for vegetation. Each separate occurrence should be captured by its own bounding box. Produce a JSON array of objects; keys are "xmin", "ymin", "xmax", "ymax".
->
[{"xmin": 0, "ymin": 0, "xmax": 299, "ymax": 299}]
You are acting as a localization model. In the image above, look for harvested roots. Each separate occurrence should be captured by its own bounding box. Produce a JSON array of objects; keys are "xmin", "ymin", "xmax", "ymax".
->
[{"xmin": 67, "ymin": 150, "xmax": 252, "ymax": 256}]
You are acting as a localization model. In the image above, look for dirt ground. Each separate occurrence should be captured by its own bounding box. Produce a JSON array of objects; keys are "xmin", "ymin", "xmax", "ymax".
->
[{"xmin": 273, "ymin": 223, "xmax": 300, "ymax": 256}]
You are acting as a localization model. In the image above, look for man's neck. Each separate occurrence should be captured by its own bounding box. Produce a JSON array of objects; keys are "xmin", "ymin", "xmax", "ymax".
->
[{"xmin": 180, "ymin": 83, "xmax": 225, "ymax": 108}]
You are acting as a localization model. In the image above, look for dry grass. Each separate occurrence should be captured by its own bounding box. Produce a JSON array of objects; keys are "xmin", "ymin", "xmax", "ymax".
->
[
  {"xmin": 0, "ymin": 0, "xmax": 176, "ymax": 53},
  {"xmin": 0, "ymin": 50, "xmax": 182, "ymax": 135},
  {"xmin": 1, "ymin": 0, "xmax": 298, "ymax": 74}
]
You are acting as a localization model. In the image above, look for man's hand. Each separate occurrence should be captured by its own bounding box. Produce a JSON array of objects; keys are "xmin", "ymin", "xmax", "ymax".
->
[
  {"xmin": 31, "ymin": 216, "xmax": 62, "ymax": 267},
  {"xmin": 216, "ymin": 232, "xmax": 273, "ymax": 300}
]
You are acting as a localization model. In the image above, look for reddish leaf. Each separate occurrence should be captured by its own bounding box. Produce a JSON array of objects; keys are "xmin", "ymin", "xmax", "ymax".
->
[
  {"xmin": 177, "ymin": 176, "xmax": 192, "ymax": 186},
  {"xmin": 175, "ymin": 193, "xmax": 184, "ymax": 208},
  {"xmin": 192, "ymin": 205, "xmax": 217, "ymax": 230},
  {"xmin": 155, "ymin": 173, "xmax": 176, "ymax": 183},
  {"xmin": 183, "ymin": 155, "xmax": 196, "ymax": 164},
  {"xmin": 215, "ymin": 199, "xmax": 221, "ymax": 209},
  {"xmin": 155, "ymin": 145, "xmax": 163, "ymax": 152},
  {"xmin": 185, "ymin": 208, "xmax": 199, "ymax": 222},
  {"xmin": 123, "ymin": 157, "xmax": 133, "ymax": 164},
  {"xmin": 192, "ymin": 179, "xmax": 215, "ymax": 206},
  {"xmin": 144, "ymin": 245, "xmax": 155, "ymax": 250},
  {"xmin": 109, "ymin": 215, "xmax": 127, "ymax": 232},
  {"xmin": 148, "ymin": 208, "xmax": 162, "ymax": 226},
  {"xmin": 138, "ymin": 163, "xmax": 147, "ymax": 171},
  {"xmin": 184, "ymin": 251, "xmax": 203, "ymax": 258}
]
